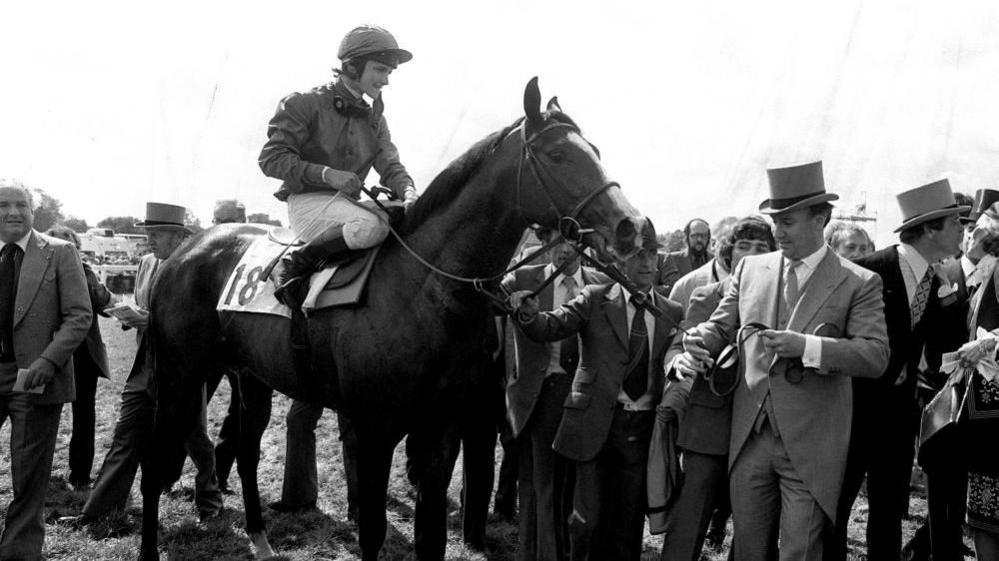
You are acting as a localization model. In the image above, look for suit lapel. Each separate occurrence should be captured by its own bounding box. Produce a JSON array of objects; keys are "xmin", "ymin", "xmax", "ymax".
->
[
  {"xmin": 758, "ymin": 253, "xmax": 781, "ymax": 328},
  {"xmin": 603, "ymin": 284, "xmax": 629, "ymax": 348},
  {"xmin": 882, "ymin": 247, "xmax": 911, "ymax": 331},
  {"xmin": 14, "ymin": 232, "xmax": 50, "ymax": 328},
  {"xmin": 536, "ymin": 267, "xmax": 554, "ymax": 312},
  {"xmin": 788, "ymin": 250, "xmax": 847, "ymax": 332}
]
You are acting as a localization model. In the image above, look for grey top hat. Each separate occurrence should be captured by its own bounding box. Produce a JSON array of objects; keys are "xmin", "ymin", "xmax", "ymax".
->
[
  {"xmin": 134, "ymin": 202, "xmax": 192, "ymax": 233},
  {"xmin": 961, "ymin": 188, "xmax": 999, "ymax": 224},
  {"xmin": 759, "ymin": 161, "xmax": 839, "ymax": 215},
  {"xmin": 894, "ymin": 179, "xmax": 970, "ymax": 233}
]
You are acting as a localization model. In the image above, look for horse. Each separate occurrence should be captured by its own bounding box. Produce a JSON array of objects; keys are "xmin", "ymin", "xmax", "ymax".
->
[{"xmin": 141, "ymin": 78, "xmax": 648, "ymax": 561}]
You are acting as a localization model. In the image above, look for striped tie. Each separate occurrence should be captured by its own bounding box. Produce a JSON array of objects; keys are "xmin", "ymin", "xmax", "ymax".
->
[{"xmin": 910, "ymin": 268, "xmax": 933, "ymax": 329}]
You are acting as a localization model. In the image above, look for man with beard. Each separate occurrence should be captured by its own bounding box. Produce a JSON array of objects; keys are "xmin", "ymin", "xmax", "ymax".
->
[{"xmin": 658, "ymin": 219, "xmax": 712, "ymax": 295}]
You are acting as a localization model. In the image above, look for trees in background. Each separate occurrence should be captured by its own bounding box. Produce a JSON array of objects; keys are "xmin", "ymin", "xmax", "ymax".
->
[{"xmin": 247, "ymin": 212, "xmax": 282, "ymax": 226}]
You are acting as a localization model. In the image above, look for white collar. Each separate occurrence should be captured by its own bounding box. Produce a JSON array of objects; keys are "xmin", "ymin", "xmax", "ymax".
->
[
  {"xmin": 547, "ymin": 263, "xmax": 584, "ymax": 288},
  {"xmin": 2, "ymin": 230, "xmax": 31, "ymax": 253},
  {"xmin": 961, "ymin": 254, "xmax": 977, "ymax": 279},
  {"xmin": 898, "ymin": 243, "xmax": 931, "ymax": 280},
  {"xmin": 789, "ymin": 244, "xmax": 828, "ymax": 271}
]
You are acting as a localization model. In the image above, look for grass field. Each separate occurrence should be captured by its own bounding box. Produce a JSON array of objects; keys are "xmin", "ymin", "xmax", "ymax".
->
[{"xmin": 0, "ymin": 316, "xmax": 973, "ymax": 560}]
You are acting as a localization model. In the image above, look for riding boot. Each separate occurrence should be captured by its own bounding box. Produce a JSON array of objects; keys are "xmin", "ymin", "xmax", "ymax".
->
[{"xmin": 275, "ymin": 225, "xmax": 350, "ymax": 310}]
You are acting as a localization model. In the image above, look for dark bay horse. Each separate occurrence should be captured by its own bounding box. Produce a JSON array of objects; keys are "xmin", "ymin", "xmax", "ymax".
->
[{"xmin": 142, "ymin": 78, "xmax": 647, "ymax": 560}]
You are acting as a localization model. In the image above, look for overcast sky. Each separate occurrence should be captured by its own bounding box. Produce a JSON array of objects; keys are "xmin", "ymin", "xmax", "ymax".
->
[{"xmin": 3, "ymin": 0, "xmax": 998, "ymax": 244}]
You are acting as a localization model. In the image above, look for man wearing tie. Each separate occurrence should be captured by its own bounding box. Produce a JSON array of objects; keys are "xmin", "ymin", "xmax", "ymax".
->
[
  {"xmin": 510, "ymin": 219, "xmax": 684, "ymax": 561},
  {"xmin": 826, "ymin": 181, "xmax": 968, "ymax": 561},
  {"xmin": 0, "ymin": 182, "xmax": 91, "ymax": 560},
  {"xmin": 502, "ymin": 228, "xmax": 607, "ymax": 561},
  {"xmin": 676, "ymin": 161, "xmax": 889, "ymax": 559},
  {"xmin": 64, "ymin": 203, "xmax": 223, "ymax": 527}
]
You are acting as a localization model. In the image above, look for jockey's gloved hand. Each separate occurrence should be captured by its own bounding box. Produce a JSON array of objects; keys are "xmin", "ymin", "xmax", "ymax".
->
[
  {"xmin": 403, "ymin": 186, "xmax": 419, "ymax": 212},
  {"xmin": 322, "ymin": 167, "xmax": 362, "ymax": 198}
]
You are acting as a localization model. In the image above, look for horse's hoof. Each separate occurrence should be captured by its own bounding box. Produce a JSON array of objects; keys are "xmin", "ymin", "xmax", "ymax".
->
[{"xmin": 249, "ymin": 531, "xmax": 277, "ymax": 560}]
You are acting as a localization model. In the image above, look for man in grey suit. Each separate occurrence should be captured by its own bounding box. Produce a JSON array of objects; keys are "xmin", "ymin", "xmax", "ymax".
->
[
  {"xmin": 677, "ymin": 161, "xmax": 889, "ymax": 559},
  {"xmin": 502, "ymin": 228, "xmax": 607, "ymax": 561},
  {"xmin": 511, "ymin": 219, "xmax": 684, "ymax": 561},
  {"xmin": 0, "ymin": 182, "xmax": 91, "ymax": 560}
]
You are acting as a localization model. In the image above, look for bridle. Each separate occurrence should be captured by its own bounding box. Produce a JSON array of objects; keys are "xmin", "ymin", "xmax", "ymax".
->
[{"xmin": 515, "ymin": 120, "xmax": 619, "ymax": 239}]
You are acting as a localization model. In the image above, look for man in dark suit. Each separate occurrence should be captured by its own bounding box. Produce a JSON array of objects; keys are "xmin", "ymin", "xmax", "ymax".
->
[
  {"xmin": 657, "ymin": 216, "xmax": 775, "ymax": 561},
  {"xmin": 657, "ymin": 218, "xmax": 712, "ymax": 294},
  {"xmin": 502, "ymin": 228, "xmax": 607, "ymax": 561},
  {"xmin": 678, "ymin": 161, "xmax": 889, "ymax": 559},
  {"xmin": 0, "ymin": 182, "xmax": 91, "ymax": 560},
  {"xmin": 45, "ymin": 225, "xmax": 116, "ymax": 490},
  {"xmin": 65, "ymin": 203, "xmax": 223, "ymax": 526},
  {"xmin": 826, "ymin": 179, "xmax": 968, "ymax": 561},
  {"xmin": 902, "ymin": 189, "xmax": 991, "ymax": 561},
  {"xmin": 510, "ymin": 219, "xmax": 684, "ymax": 561}
]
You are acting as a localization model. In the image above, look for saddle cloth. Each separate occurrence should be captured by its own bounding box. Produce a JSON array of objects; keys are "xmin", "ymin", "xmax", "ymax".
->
[{"xmin": 216, "ymin": 233, "xmax": 379, "ymax": 318}]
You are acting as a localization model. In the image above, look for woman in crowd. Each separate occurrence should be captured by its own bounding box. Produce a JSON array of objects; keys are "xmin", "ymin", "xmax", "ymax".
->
[
  {"xmin": 46, "ymin": 225, "xmax": 117, "ymax": 489},
  {"xmin": 954, "ymin": 203, "xmax": 999, "ymax": 560}
]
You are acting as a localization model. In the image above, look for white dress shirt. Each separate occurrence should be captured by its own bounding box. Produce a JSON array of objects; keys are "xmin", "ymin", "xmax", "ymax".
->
[
  {"xmin": 546, "ymin": 264, "xmax": 584, "ymax": 375},
  {"xmin": 786, "ymin": 245, "xmax": 828, "ymax": 368}
]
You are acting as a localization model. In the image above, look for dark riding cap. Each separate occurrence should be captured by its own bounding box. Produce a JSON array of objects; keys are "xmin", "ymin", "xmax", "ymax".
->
[{"xmin": 338, "ymin": 25, "xmax": 412, "ymax": 68}]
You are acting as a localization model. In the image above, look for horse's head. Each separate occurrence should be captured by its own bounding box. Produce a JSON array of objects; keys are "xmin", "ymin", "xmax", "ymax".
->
[{"xmin": 514, "ymin": 77, "xmax": 647, "ymax": 261}]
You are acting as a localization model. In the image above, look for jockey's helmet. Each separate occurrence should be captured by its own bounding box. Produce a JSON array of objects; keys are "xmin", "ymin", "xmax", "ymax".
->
[{"xmin": 338, "ymin": 25, "xmax": 412, "ymax": 68}]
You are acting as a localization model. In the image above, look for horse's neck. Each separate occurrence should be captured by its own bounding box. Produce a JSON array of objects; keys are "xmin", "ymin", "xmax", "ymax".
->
[{"xmin": 405, "ymin": 170, "xmax": 526, "ymax": 281}]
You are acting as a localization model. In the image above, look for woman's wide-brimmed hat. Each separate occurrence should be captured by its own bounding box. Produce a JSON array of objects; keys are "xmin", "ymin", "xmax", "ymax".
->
[
  {"xmin": 134, "ymin": 202, "xmax": 192, "ymax": 234},
  {"xmin": 894, "ymin": 179, "xmax": 969, "ymax": 232},
  {"xmin": 961, "ymin": 188, "xmax": 999, "ymax": 224},
  {"xmin": 758, "ymin": 161, "xmax": 839, "ymax": 215}
]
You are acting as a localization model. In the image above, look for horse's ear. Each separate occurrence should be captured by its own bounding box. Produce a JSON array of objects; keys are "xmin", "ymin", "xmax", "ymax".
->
[
  {"xmin": 546, "ymin": 96, "xmax": 562, "ymax": 113},
  {"xmin": 523, "ymin": 77, "xmax": 543, "ymax": 132}
]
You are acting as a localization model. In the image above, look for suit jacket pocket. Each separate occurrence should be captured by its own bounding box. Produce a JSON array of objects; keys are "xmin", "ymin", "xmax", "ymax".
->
[
  {"xmin": 574, "ymin": 366, "xmax": 597, "ymax": 385},
  {"xmin": 563, "ymin": 391, "xmax": 592, "ymax": 410}
]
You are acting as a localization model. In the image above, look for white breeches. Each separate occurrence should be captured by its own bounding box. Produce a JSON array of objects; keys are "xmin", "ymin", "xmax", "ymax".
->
[{"xmin": 287, "ymin": 192, "xmax": 389, "ymax": 249}]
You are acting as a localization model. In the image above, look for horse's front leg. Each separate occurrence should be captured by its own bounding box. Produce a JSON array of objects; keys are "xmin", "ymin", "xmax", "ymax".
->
[
  {"xmin": 235, "ymin": 373, "xmax": 277, "ymax": 559},
  {"xmin": 409, "ymin": 416, "xmax": 463, "ymax": 561},
  {"xmin": 354, "ymin": 420, "xmax": 397, "ymax": 561}
]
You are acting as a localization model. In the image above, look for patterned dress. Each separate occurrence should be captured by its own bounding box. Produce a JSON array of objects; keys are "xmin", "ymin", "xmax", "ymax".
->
[{"xmin": 967, "ymin": 275, "xmax": 999, "ymax": 534}]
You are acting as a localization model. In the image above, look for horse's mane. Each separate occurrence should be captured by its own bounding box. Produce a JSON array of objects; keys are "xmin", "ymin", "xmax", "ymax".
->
[{"xmin": 402, "ymin": 111, "xmax": 580, "ymax": 233}]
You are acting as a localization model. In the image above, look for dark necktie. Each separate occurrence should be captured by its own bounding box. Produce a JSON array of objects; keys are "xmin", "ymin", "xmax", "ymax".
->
[
  {"xmin": 0, "ymin": 244, "xmax": 20, "ymax": 361},
  {"xmin": 910, "ymin": 268, "xmax": 933, "ymax": 329},
  {"xmin": 559, "ymin": 276, "xmax": 580, "ymax": 368},
  {"xmin": 623, "ymin": 295, "xmax": 650, "ymax": 401}
]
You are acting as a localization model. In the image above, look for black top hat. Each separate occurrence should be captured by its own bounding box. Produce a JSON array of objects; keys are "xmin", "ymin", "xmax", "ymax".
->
[
  {"xmin": 759, "ymin": 161, "xmax": 839, "ymax": 215},
  {"xmin": 961, "ymin": 188, "xmax": 999, "ymax": 224},
  {"xmin": 134, "ymin": 202, "xmax": 192, "ymax": 233},
  {"xmin": 894, "ymin": 179, "xmax": 970, "ymax": 232}
]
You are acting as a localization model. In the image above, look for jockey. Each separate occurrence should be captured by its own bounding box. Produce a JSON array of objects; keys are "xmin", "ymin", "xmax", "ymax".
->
[{"xmin": 259, "ymin": 25, "xmax": 417, "ymax": 309}]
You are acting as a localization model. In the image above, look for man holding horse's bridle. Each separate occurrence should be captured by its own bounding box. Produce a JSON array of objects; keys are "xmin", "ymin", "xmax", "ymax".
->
[
  {"xmin": 510, "ymin": 219, "xmax": 684, "ymax": 561},
  {"xmin": 259, "ymin": 24, "xmax": 418, "ymax": 311}
]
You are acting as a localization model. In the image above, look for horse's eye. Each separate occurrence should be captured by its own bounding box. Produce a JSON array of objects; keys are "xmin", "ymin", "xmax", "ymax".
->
[{"xmin": 548, "ymin": 151, "xmax": 566, "ymax": 163}]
